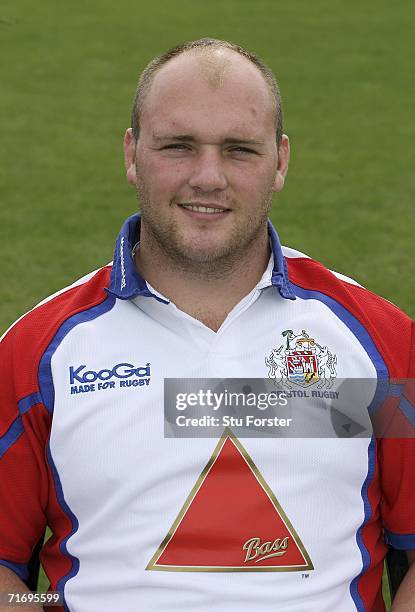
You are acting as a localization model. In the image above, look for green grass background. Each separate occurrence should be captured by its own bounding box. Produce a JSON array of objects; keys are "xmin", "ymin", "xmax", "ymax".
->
[{"xmin": 2, "ymin": 0, "xmax": 414, "ymax": 606}]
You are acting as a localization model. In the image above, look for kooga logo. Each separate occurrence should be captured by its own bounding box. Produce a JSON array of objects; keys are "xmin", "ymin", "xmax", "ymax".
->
[{"xmin": 70, "ymin": 362, "xmax": 151, "ymax": 384}]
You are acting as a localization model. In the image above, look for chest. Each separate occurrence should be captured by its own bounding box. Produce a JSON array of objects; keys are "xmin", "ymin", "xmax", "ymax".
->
[{"xmin": 48, "ymin": 292, "xmax": 380, "ymax": 528}]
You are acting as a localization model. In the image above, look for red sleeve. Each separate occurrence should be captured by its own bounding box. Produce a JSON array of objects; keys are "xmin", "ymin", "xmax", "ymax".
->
[
  {"xmin": 0, "ymin": 325, "xmax": 50, "ymax": 576},
  {"xmin": 0, "ymin": 266, "xmax": 110, "ymax": 582},
  {"xmin": 380, "ymin": 321, "xmax": 415, "ymax": 549}
]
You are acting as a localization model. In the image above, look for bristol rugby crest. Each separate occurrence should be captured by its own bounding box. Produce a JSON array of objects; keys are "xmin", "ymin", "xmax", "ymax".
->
[{"xmin": 266, "ymin": 330, "xmax": 337, "ymax": 389}]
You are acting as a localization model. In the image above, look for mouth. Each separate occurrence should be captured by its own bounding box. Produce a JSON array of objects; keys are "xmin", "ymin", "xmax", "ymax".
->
[{"xmin": 177, "ymin": 203, "xmax": 231, "ymax": 216}]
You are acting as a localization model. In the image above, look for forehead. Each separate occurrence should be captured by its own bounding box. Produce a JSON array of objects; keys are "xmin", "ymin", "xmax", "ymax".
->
[{"xmin": 140, "ymin": 50, "xmax": 276, "ymax": 140}]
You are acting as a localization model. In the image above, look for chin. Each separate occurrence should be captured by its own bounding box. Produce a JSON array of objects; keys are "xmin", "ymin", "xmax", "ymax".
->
[
  {"xmin": 189, "ymin": 241, "xmax": 231, "ymax": 258},
  {"xmin": 182, "ymin": 249, "xmax": 223, "ymax": 264}
]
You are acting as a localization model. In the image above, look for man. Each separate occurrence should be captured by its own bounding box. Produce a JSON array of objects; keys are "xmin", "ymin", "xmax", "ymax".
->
[{"xmin": 0, "ymin": 38, "xmax": 414, "ymax": 612}]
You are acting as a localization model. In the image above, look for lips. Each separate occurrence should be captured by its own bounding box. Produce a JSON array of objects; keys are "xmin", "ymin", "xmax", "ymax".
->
[{"xmin": 178, "ymin": 203, "xmax": 231, "ymax": 214}]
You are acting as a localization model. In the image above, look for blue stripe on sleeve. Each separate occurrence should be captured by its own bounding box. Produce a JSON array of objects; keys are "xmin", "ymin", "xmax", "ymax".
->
[
  {"xmin": 0, "ymin": 559, "xmax": 29, "ymax": 581},
  {"xmin": 0, "ymin": 418, "xmax": 24, "ymax": 459},
  {"xmin": 385, "ymin": 530, "xmax": 415, "ymax": 550},
  {"xmin": 17, "ymin": 392, "xmax": 43, "ymax": 416},
  {"xmin": 398, "ymin": 395, "xmax": 415, "ymax": 428},
  {"xmin": 389, "ymin": 383, "xmax": 404, "ymax": 397}
]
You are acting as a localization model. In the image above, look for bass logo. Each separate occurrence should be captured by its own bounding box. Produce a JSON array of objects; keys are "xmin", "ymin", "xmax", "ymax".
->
[
  {"xmin": 147, "ymin": 429, "xmax": 313, "ymax": 572},
  {"xmin": 266, "ymin": 329, "xmax": 337, "ymax": 389},
  {"xmin": 243, "ymin": 536, "xmax": 289, "ymax": 563}
]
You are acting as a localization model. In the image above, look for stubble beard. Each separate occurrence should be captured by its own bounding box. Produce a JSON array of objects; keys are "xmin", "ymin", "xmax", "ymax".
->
[{"xmin": 136, "ymin": 184, "xmax": 273, "ymax": 280}]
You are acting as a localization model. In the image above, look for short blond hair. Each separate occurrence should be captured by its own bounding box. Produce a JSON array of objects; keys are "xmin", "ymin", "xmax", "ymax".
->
[{"xmin": 131, "ymin": 38, "xmax": 284, "ymax": 146}]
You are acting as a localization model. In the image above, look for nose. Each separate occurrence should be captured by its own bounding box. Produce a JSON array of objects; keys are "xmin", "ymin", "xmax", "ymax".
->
[{"xmin": 188, "ymin": 148, "xmax": 228, "ymax": 192}]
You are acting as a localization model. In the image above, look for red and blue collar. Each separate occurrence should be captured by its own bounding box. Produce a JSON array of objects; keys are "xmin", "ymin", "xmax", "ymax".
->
[{"xmin": 108, "ymin": 213, "xmax": 295, "ymax": 301}]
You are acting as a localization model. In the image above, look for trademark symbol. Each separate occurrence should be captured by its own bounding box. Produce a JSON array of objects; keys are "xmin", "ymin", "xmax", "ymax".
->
[{"xmin": 302, "ymin": 573, "xmax": 309, "ymax": 579}]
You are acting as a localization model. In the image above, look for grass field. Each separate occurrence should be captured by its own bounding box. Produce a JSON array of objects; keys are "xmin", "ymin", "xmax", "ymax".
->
[{"xmin": 1, "ymin": 0, "xmax": 413, "ymax": 607}]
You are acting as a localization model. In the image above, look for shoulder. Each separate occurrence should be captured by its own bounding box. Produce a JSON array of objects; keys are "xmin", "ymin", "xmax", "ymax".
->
[
  {"xmin": 282, "ymin": 246, "xmax": 414, "ymax": 377},
  {"xmin": 2, "ymin": 264, "xmax": 113, "ymax": 341},
  {"xmin": 0, "ymin": 265, "xmax": 114, "ymax": 396}
]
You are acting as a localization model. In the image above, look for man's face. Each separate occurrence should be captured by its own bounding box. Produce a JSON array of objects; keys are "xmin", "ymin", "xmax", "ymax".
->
[{"xmin": 124, "ymin": 50, "xmax": 289, "ymax": 273}]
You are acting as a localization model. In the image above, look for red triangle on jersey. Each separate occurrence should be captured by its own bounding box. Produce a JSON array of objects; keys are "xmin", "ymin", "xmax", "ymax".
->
[{"xmin": 147, "ymin": 430, "xmax": 313, "ymax": 571}]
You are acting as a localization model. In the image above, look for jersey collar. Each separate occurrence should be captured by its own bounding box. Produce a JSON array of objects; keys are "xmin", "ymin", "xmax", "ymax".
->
[{"xmin": 107, "ymin": 213, "xmax": 295, "ymax": 301}]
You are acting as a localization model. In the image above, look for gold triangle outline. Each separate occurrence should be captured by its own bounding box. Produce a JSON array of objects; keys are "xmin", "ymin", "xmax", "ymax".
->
[{"xmin": 146, "ymin": 428, "xmax": 314, "ymax": 572}]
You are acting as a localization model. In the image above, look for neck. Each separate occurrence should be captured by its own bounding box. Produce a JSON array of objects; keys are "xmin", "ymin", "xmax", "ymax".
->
[{"xmin": 134, "ymin": 228, "xmax": 271, "ymax": 332}]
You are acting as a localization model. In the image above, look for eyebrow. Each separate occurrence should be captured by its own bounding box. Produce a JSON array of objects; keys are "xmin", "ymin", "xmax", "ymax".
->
[{"xmin": 152, "ymin": 133, "xmax": 264, "ymax": 146}]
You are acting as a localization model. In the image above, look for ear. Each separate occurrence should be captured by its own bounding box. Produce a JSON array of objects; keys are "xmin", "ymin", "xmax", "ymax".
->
[
  {"xmin": 123, "ymin": 128, "xmax": 137, "ymax": 186},
  {"xmin": 272, "ymin": 135, "xmax": 290, "ymax": 193}
]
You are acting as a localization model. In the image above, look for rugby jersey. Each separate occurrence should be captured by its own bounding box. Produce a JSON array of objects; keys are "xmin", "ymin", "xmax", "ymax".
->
[{"xmin": 0, "ymin": 213, "xmax": 414, "ymax": 612}]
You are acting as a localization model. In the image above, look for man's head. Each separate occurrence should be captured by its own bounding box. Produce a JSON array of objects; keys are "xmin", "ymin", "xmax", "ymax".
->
[{"xmin": 124, "ymin": 38, "xmax": 290, "ymax": 277}]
